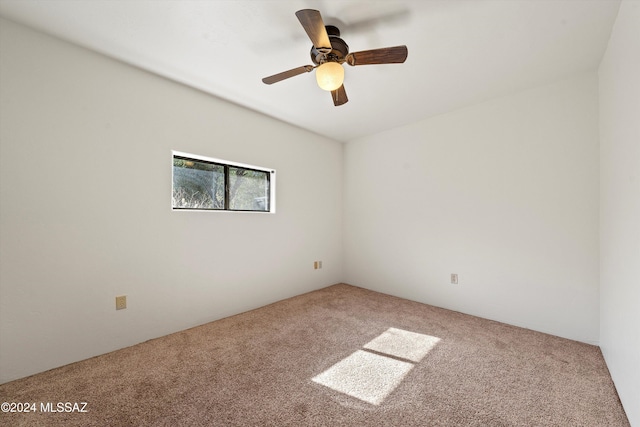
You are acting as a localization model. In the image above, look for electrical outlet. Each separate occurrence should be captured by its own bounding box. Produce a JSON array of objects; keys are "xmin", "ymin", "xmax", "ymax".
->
[
  {"xmin": 451, "ymin": 274, "xmax": 458, "ymax": 284},
  {"xmin": 115, "ymin": 295, "xmax": 127, "ymax": 310},
  {"xmin": 314, "ymin": 261, "xmax": 318, "ymax": 269},
  {"xmin": 318, "ymin": 261, "xmax": 322, "ymax": 269}
]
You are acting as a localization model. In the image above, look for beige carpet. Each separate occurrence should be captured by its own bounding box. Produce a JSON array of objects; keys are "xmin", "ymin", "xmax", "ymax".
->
[{"xmin": 0, "ymin": 284, "xmax": 630, "ymax": 426}]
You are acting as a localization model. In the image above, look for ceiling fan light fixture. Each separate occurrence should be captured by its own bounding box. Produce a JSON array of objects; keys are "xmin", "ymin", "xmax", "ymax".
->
[
  {"xmin": 316, "ymin": 61, "xmax": 344, "ymax": 91},
  {"xmin": 261, "ymin": 9, "xmax": 408, "ymax": 106}
]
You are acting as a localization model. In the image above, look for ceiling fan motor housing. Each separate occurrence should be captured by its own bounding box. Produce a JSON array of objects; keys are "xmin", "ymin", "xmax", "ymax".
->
[{"xmin": 310, "ymin": 25, "xmax": 349, "ymax": 65}]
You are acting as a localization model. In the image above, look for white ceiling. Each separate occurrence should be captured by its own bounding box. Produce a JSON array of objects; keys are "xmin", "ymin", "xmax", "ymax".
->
[{"xmin": 0, "ymin": 0, "xmax": 621, "ymax": 142}]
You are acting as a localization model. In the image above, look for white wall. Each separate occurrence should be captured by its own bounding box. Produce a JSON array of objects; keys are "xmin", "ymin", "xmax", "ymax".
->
[
  {"xmin": 0, "ymin": 18, "xmax": 343, "ymax": 384},
  {"xmin": 598, "ymin": 1, "xmax": 640, "ymax": 425},
  {"xmin": 344, "ymin": 72, "xmax": 600, "ymax": 344}
]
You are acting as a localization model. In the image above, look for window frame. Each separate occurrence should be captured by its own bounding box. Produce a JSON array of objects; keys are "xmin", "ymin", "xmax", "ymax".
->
[{"xmin": 171, "ymin": 150, "xmax": 276, "ymax": 213}]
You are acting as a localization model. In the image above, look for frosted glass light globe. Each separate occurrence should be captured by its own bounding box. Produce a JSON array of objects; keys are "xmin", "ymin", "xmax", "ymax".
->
[{"xmin": 316, "ymin": 62, "xmax": 344, "ymax": 91}]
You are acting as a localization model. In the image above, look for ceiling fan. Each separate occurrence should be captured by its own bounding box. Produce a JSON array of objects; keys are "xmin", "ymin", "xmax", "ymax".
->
[{"xmin": 262, "ymin": 9, "xmax": 408, "ymax": 106}]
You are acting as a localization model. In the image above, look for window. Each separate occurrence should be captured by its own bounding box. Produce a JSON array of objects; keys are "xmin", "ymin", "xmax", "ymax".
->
[{"xmin": 172, "ymin": 151, "xmax": 275, "ymax": 212}]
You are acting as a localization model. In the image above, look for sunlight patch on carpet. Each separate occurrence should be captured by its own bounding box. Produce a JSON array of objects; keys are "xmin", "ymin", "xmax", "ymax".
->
[
  {"xmin": 363, "ymin": 327, "xmax": 441, "ymax": 362},
  {"xmin": 312, "ymin": 328, "xmax": 441, "ymax": 405},
  {"xmin": 312, "ymin": 350, "xmax": 414, "ymax": 405}
]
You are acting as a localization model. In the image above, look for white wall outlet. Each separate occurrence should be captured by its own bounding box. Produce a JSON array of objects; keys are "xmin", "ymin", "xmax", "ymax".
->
[{"xmin": 451, "ymin": 274, "xmax": 458, "ymax": 284}]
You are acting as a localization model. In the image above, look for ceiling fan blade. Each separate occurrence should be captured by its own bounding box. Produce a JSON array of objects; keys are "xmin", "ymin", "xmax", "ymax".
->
[
  {"xmin": 295, "ymin": 9, "xmax": 331, "ymax": 53},
  {"xmin": 345, "ymin": 45, "xmax": 408, "ymax": 66},
  {"xmin": 331, "ymin": 85, "xmax": 348, "ymax": 106},
  {"xmin": 262, "ymin": 65, "xmax": 314, "ymax": 85}
]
